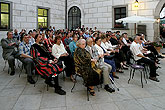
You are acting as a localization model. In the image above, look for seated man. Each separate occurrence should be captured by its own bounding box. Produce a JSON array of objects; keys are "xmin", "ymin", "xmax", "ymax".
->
[
  {"xmin": 86, "ymin": 38, "xmax": 115, "ymax": 93},
  {"xmin": 1, "ymin": 31, "xmax": 20, "ymax": 75},
  {"xmin": 130, "ymin": 34, "xmax": 159, "ymax": 82},
  {"xmin": 19, "ymin": 34, "xmax": 35, "ymax": 84}
]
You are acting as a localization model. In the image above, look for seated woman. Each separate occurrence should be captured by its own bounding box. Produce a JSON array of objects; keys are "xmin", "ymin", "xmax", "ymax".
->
[
  {"xmin": 94, "ymin": 37, "xmax": 119, "ymax": 79},
  {"xmin": 30, "ymin": 34, "xmax": 66, "ymax": 95},
  {"xmin": 52, "ymin": 35, "xmax": 75, "ymax": 82},
  {"xmin": 69, "ymin": 34, "xmax": 78, "ymax": 56},
  {"xmin": 47, "ymin": 32, "xmax": 55, "ymax": 51},
  {"xmin": 74, "ymin": 39, "xmax": 101, "ymax": 96}
]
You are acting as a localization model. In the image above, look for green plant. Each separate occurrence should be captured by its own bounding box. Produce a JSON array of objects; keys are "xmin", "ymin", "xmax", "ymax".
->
[{"xmin": 152, "ymin": 42, "xmax": 163, "ymax": 48}]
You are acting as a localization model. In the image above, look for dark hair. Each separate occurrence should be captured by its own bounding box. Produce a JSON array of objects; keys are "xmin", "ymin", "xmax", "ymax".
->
[
  {"xmin": 101, "ymin": 34, "xmax": 106, "ymax": 40},
  {"xmin": 54, "ymin": 35, "xmax": 61, "ymax": 43},
  {"xmin": 22, "ymin": 33, "xmax": 28, "ymax": 38},
  {"xmin": 7, "ymin": 31, "xmax": 12, "ymax": 36},
  {"xmin": 35, "ymin": 34, "xmax": 39, "ymax": 40},
  {"xmin": 116, "ymin": 31, "xmax": 120, "ymax": 33},
  {"xmin": 95, "ymin": 37, "xmax": 101, "ymax": 43}
]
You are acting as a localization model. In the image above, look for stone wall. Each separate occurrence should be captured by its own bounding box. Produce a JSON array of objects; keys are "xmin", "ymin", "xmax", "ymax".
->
[
  {"xmin": 67, "ymin": 0, "xmax": 161, "ymax": 41},
  {"xmin": 0, "ymin": 0, "xmax": 65, "ymax": 39}
]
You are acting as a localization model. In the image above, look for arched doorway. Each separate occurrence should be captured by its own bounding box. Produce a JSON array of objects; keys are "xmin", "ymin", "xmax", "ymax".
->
[
  {"xmin": 154, "ymin": 0, "xmax": 165, "ymax": 41},
  {"xmin": 68, "ymin": 6, "xmax": 81, "ymax": 30}
]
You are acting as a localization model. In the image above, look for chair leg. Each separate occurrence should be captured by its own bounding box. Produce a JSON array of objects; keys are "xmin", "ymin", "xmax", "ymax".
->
[
  {"xmin": 34, "ymin": 75, "xmax": 39, "ymax": 87},
  {"xmin": 132, "ymin": 69, "xmax": 135, "ymax": 79},
  {"xmin": 71, "ymin": 74, "xmax": 77, "ymax": 92},
  {"xmin": 87, "ymin": 87, "xmax": 89, "ymax": 101},
  {"xmin": 140, "ymin": 71, "xmax": 143, "ymax": 88},
  {"xmin": 96, "ymin": 85, "xmax": 100, "ymax": 92},
  {"xmin": 128, "ymin": 68, "xmax": 132, "ymax": 84},
  {"xmin": 3, "ymin": 61, "xmax": 7, "ymax": 71},
  {"xmin": 143, "ymin": 69, "xmax": 147, "ymax": 84},
  {"xmin": 62, "ymin": 71, "xmax": 65, "ymax": 81},
  {"xmin": 47, "ymin": 84, "xmax": 49, "ymax": 91}
]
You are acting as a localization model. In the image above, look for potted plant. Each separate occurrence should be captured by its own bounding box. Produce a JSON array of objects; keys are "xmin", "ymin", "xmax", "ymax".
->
[{"xmin": 152, "ymin": 42, "xmax": 163, "ymax": 53}]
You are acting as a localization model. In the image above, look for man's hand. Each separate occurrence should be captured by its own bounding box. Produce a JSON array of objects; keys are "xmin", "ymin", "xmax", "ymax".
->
[{"xmin": 8, "ymin": 42, "xmax": 16, "ymax": 46}]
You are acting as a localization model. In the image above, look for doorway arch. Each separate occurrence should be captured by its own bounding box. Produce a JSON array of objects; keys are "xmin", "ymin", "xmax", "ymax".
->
[{"xmin": 68, "ymin": 6, "xmax": 81, "ymax": 30}]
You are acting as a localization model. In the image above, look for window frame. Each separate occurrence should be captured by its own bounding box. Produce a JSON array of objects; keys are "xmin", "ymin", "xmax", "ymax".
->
[
  {"xmin": 0, "ymin": 1, "xmax": 12, "ymax": 31},
  {"xmin": 37, "ymin": 6, "xmax": 50, "ymax": 29},
  {"xmin": 112, "ymin": 5, "xmax": 129, "ymax": 30}
]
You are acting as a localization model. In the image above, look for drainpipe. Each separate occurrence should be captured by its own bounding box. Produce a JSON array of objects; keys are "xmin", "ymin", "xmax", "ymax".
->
[{"xmin": 65, "ymin": 0, "xmax": 67, "ymax": 29}]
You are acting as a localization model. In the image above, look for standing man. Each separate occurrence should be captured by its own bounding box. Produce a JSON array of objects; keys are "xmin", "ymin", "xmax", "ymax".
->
[
  {"xmin": 19, "ymin": 34, "xmax": 35, "ymax": 84},
  {"xmin": 1, "ymin": 31, "xmax": 20, "ymax": 75}
]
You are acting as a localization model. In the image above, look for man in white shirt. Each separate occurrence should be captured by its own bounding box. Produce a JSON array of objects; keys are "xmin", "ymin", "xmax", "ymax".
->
[{"xmin": 130, "ymin": 34, "xmax": 159, "ymax": 82}]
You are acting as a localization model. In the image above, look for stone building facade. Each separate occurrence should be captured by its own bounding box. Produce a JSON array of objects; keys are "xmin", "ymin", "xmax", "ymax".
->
[{"xmin": 0, "ymin": 0, "xmax": 165, "ymax": 41}]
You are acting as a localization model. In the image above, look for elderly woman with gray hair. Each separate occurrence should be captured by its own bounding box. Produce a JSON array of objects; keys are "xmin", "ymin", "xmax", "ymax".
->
[
  {"xmin": 74, "ymin": 39, "xmax": 102, "ymax": 96},
  {"xmin": 85, "ymin": 38, "xmax": 115, "ymax": 93}
]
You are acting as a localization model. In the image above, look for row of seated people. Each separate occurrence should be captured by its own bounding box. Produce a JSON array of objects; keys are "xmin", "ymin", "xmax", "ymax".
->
[{"xmin": 1, "ymin": 29, "xmax": 163, "ymax": 96}]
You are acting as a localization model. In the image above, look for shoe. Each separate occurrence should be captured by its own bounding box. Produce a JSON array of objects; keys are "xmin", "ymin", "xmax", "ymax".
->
[
  {"xmin": 87, "ymin": 87, "xmax": 96, "ymax": 96},
  {"xmin": 124, "ymin": 64, "xmax": 129, "ymax": 67},
  {"xmin": 45, "ymin": 80, "xmax": 54, "ymax": 87},
  {"xmin": 10, "ymin": 71, "xmax": 15, "ymax": 76},
  {"xmin": 157, "ymin": 55, "xmax": 165, "ymax": 58},
  {"xmin": 156, "ymin": 66, "xmax": 161, "ymax": 70},
  {"xmin": 27, "ymin": 76, "xmax": 36, "ymax": 84},
  {"xmin": 156, "ymin": 73, "xmax": 159, "ymax": 76},
  {"xmin": 113, "ymin": 75, "xmax": 119, "ymax": 79},
  {"xmin": 149, "ymin": 77, "xmax": 160, "ymax": 82},
  {"xmin": 116, "ymin": 69, "xmax": 124, "ymax": 73},
  {"xmin": 55, "ymin": 87, "xmax": 66, "ymax": 95},
  {"xmin": 104, "ymin": 85, "xmax": 115, "ymax": 93}
]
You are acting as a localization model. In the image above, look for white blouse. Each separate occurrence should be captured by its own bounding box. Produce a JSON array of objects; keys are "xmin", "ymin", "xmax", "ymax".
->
[{"xmin": 52, "ymin": 43, "xmax": 67, "ymax": 59}]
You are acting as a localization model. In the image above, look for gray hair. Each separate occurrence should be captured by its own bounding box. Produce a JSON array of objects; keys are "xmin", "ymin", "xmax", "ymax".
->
[
  {"xmin": 86, "ymin": 37, "xmax": 93, "ymax": 44},
  {"xmin": 76, "ymin": 39, "xmax": 86, "ymax": 46}
]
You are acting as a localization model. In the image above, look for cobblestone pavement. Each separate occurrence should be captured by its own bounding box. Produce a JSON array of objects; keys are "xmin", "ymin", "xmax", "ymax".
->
[{"xmin": 0, "ymin": 47, "xmax": 165, "ymax": 110}]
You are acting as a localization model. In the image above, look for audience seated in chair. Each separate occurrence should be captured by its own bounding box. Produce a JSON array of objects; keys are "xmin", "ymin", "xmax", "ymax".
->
[
  {"xmin": 130, "ymin": 34, "xmax": 159, "ymax": 82},
  {"xmin": 52, "ymin": 35, "xmax": 75, "ymax": 82},
  {"xmin": 30, "ymin": 34, "xmax": 66, "ymax": 95},
  {"xmin": 86, "ymin": 38, "xmax": 115, "ymax": 93},
  {"xmin": 19, "ymin": 33, "xmax": 35, "ymax": 84},
  {"xmin": 1, "ymin": 31, "xmax": 21, "ymax": 75},
  {"xmin": 74, "ymin": 39, "xmax": 102, "ymax": 96}
]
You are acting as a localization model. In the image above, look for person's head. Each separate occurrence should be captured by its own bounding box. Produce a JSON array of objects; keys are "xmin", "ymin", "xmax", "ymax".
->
[
  {"xmin": 7, "ymin": 31, "xmax": 13, "ymax": 39},
  {"xmin": 32, "ymin": 31, "xmax": 36, "ymax": 38},
  {"xmin": 119, "ymin": 36, "xmax": 123, "ymax": 41},
  {"xmin": 49, "ymin": 32, "xmax": 53, "ymax": 38},
  {"xmin": 95, "ymin": 37, "xmax": 101, "ymax": 46},
  {"xmin": 101, "ymin": 34, "xmax": 107, "ymax": 43},
  {"xmin": 86, "ymin": 38, "xmax": 93, "ymax": 47},
  {"xmin": 35, "ymin": 34, "xmax": 42, "ymax": 44},
  {"xmin": 54, "ymin": 35, "xmax": 62, "ymax": 45},
  {"xmin": 106, "ymin": 34, "xmax": 111, "ymax": 41},
  {"xmin": 73, "ymin": 34, "xmax": 78, "ymax": 42},
  {"xmin": 22, "ymin": 34, "xmax": 29, "ymax": 44},
  {"xmin": 76, "ymin": 39, "xmax": 86, "ymax": 49},
  {"xmin": 14, "ymin": 29, "xmax": 18, "ymax": 34},
  {"xmin": 41, "ymin": 32, "xmax": 45, "ymax": 39},
  {"xmin": 134, "ymin": 34, "xmax": 141, "ymax": 43},
  {"xmin": 122, "ymin": 33, "xmax": 127, "ymax": 38},
  {"xmin": 111, "ymin": 33, "xmax": 116, "ymax": 38},
  {"xmin": 116, "ymin": 31, "xmax": 120, "ymax": 35}
]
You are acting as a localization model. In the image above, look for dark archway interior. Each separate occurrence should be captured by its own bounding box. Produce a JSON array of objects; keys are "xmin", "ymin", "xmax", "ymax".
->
[{"xmin": 68, "ymin": 6, "xmax": 81, "ymax": 30}]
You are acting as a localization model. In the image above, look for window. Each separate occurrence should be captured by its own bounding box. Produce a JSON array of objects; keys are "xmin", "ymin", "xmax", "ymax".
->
[
  {"xmin": 114, "ymin": 7, "xmax": 127, "ymax": 29},
  {"xmin": 38, "ymin": 8, "xmax": 48, "ymax": 29},
  {"xmin": 0, "ymin": 2, "xmax": 10, "ymax": 30}
]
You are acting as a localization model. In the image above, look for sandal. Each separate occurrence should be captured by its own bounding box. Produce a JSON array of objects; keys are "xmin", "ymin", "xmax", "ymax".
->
[{"xmin": 88, "ymin": 87, "xmax": 95, "ymax": 96}]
